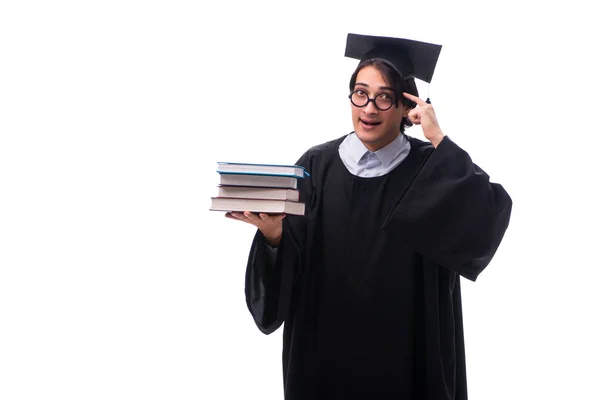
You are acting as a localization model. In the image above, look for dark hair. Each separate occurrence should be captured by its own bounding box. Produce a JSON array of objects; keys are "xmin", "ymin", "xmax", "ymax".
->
[{"xmin": 349, "ymin": 60, "xmax": 419, "ymax": 134}]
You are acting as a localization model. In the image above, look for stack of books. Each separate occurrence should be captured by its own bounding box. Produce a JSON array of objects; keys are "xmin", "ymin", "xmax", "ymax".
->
[{"xmin": 209, "ymin": 162, "xmax": 309, "ymax": 216}]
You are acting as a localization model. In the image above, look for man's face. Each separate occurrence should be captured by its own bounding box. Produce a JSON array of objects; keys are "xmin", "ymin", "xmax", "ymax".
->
[{"xmin": 350, "ymin": 65, "xmax": 409, "ymax": 152}]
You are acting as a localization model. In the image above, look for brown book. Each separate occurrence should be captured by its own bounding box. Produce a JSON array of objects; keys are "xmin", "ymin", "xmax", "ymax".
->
[
  {"xmin": 210, "ymin": 197, "xmax": 305, "ymax": 216},
  {"xmin": 217, "ymin": 186, "xmax": 300, "ymax": 201}
]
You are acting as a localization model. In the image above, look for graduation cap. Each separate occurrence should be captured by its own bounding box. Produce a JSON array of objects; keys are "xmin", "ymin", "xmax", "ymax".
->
[{"xmin": 344, "ymin": 33, "xmax": 442, "ymax": 85}]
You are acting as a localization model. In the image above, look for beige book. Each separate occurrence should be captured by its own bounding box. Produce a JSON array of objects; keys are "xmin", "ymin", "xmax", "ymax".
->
[{"xmin": 210, "ymin": 197, "xmax": 305, "ymax": 216}]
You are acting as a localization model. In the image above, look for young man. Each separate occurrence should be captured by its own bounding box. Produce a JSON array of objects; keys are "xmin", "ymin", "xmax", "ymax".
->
[{"xmin": 226, "ymin": 33, "xmax": 512, "ymax": 399}]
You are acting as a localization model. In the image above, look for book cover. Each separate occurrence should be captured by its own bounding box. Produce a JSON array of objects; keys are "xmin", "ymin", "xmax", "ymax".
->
[
  {"xmin": 210, "ymin": 197, "xmax": 305, "ymax": 216},
  {"xmin": 218, "ymin": 173, "xmax": 298, "ymax": 189},
  {"xmin": 217, "ymin": 186, "xmax": 300, "ymax": 201},
  {"xmin": 217, "ymin": 162, "xmax": 309, "ymax": 178}
]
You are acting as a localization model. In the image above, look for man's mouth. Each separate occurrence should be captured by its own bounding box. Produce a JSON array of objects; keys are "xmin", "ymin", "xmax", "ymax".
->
[{"xmin": 360, "ymin": 118, "xmax": 381, "ymax": 127}]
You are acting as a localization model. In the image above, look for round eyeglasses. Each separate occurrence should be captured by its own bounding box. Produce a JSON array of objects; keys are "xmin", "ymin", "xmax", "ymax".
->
[{"xmin": 349, "ymin": 90, "xmax": 396, "ymax": 111}]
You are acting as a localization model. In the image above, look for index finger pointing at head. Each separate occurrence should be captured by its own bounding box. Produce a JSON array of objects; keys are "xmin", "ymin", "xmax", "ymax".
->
[{"xmin": 402, "ymin": 92, "xmax": 428, "ymax": 106}]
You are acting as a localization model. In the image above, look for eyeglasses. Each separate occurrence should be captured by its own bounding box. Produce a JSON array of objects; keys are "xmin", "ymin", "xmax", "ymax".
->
[{"xmin": 349, "ymin": 90, "xmax": 396, "ymax": 111}]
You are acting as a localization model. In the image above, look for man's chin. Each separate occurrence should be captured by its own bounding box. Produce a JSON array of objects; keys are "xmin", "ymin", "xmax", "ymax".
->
[
  {"xmin": 355, "ymin": 130, "xmax": 381, "ymax": 143},
  {"xmin": 355, "ymin": 129, "xmax": 399, "ymax": 151}
]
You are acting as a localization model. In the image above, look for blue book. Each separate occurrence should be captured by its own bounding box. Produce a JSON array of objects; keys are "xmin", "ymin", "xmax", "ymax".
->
[{"xmin": 217, "ymin": 162, "xmax": 309, "ymax": 178}]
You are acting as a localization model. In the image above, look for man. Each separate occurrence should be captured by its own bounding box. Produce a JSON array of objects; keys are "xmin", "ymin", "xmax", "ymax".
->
[{"xmin": 226, "ymin": 33, "xmax": 512, "ymax": 399}]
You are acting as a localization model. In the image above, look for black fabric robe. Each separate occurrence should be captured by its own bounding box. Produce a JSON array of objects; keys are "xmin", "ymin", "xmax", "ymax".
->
[{"xmin": 244, "ymin": 134, "xmax": 512, "ymax": 400}]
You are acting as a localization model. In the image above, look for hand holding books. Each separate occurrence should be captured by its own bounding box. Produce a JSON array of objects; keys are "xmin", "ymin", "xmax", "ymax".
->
[{"xmin": 212, "ymin": 161, "xmax": 309, "ymax": 247}]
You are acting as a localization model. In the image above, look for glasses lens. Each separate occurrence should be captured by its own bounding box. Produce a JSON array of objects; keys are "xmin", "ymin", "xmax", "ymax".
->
[
  {"xmin": 350, "ymin": 91, "xmax": 368, "ymax": 107},
  {"xmin": 375, "ymin": 94, "xmax": 393, "ymax": 110}
]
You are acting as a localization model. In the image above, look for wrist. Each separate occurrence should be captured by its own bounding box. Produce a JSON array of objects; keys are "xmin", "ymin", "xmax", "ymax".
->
[
  {"xmin": 430, "ymin": 131, "xmax": 445, "ymax": 148},
  {"xmin": 264, "ymin": 232, "xmax": 282, "ymax": 248}
]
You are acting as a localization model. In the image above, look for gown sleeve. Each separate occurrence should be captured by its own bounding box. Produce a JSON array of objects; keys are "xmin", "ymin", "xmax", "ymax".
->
[
  {"xmin": 382, "ymin": 136, "xmax": 513, "ymax": 281},
  {"xmin": 244, "ymin": 152, "xmax": 313, "ymax": 334}
]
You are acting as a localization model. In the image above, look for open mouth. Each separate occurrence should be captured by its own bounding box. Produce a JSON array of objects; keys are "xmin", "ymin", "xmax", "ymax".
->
[{"xmin": 360, "ymin": 118, "xmax": 381, "ymax": 127}]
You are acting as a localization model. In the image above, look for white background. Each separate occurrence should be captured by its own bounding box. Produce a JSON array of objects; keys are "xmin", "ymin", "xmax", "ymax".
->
[{"xmin": 1, "ymin": 1, "xmax": 599, "ymax": 399}]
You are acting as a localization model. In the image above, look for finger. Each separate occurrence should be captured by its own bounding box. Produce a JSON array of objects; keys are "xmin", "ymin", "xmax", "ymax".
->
[
  {"xmin": 229, "ymin": 211, "xmax": 262, "ymax": 228},
  {"xmin": 228, "ymin": 211, "xmax": 248, "ymax": 220},
  {"xmin": 227, "ymin": 212, "xmax": 252, "ymax": 224},
  {"xmin": 274, "ymin": 213, "xmax": 286, "ymax": 221},
  {"xmin": 408, "ymin": 111, "xmax": 422, "ymax": 125},
  {"xmin": 258, "ymin": 213, "xmax": 286, "ymax": 221},
  {"xmin": 243, "ymin": 211, "xmax": 263, "ymax": 223},
  {"xmin": 402, "ymin": 92, "xmax": 428, "ymax": 107}
]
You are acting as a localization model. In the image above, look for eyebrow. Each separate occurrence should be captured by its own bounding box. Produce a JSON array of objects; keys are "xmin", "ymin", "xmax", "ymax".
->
[{"xmin": 354, "ymin": 82, "xmax": 395, "ymax": 92}]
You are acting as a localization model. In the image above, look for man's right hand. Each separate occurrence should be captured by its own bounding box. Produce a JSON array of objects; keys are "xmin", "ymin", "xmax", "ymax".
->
[{"xmin": 225, "ymin": 211, "xmax": 286, "ymax": 247}]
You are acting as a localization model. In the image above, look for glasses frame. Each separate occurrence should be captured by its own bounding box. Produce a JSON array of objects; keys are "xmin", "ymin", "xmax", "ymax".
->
[{"xmin": 348, "ymin": 89, "xmax": 396, "ymax": 111}]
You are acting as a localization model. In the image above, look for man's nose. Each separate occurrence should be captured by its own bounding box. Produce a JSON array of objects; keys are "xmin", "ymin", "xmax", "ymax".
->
[{"xmin": 364, "ymin": 99, "xmax": 379, "ymax": 113}]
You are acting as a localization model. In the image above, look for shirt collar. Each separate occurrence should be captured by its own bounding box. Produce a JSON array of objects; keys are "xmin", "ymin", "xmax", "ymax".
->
[{"xmin": 347, "ymin": 132, "xmax": 409, "ymax": 168}]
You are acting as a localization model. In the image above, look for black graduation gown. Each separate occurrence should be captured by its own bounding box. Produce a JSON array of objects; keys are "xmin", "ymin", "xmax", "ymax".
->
[{"xmin": 244, "ymin": 134, "xmax": 512, "ymax": 400}]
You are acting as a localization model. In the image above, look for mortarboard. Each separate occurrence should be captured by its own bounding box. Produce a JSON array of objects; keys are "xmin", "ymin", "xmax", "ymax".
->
[{"xmin": 344, "ymin": 33, "xmax": 442, "ymax": 84}]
